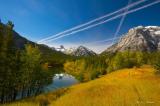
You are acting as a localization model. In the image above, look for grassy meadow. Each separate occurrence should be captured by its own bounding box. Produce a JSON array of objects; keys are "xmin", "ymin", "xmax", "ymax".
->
[
  {"xmin": 51, "ymin": 65, "xmax": 160, "ymax": 106},
  {"xmin": 3, "ymin": 65, "xmax": 160, "ymax": 106}
]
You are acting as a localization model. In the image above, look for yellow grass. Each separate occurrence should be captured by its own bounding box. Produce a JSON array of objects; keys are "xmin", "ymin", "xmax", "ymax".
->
[
  {"xmin": 3, "ymin": 65, "xmax": 160, "ymax": 106},
  {"xmin": 51, "ymin": 65, "xmax": 160, "ymax": 106},
  {"xmin": 2, "ymin": 88, "xmax": 68, "ymax": 106}
]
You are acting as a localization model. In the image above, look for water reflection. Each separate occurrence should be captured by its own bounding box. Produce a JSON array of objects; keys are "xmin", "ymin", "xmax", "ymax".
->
[
  {"xmin": 55, "ymin": 73, "xmax": 64, "ymax": 79},
  {"xmin": 44, "ymin": 73, "xmax": 78, "ymax": 92}
]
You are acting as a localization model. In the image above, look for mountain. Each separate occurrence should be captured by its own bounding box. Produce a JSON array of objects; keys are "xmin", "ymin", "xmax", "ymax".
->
[
  {"xmin": 55, "ymin": 45, "xmax": 66, "ymax": 52},
  {"xmin": 52, "ymin": 45, "xmax": 96, "ymax": 57},
  {"xmin": 70, "ymin": 46, "xmax": 96, "ymax": 56},
  {"xmin": 63, "ymin": 47, "xmax": 76, "ymax": 55},
  {"xmin": 103, "ymin": 26, "xmax": 160, "ymax": 53}
]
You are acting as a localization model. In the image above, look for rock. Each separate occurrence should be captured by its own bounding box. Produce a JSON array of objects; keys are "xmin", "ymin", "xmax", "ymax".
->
[
  {"xmin": 103, "ymin": 26, "xmax": 160, "ymax": 53},
  {"xmin": 66, "ymin": 46, "xmax": 96, "ymax": 56}
]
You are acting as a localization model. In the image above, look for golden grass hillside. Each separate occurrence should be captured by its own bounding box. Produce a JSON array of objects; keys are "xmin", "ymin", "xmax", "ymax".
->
[
  {"xmin": 51, "ymin": 66, "xmax": 160, "ymax": 106},
  {"xmin": 3, "ymin": 66, "xmax": 160, "ymax": 106}
]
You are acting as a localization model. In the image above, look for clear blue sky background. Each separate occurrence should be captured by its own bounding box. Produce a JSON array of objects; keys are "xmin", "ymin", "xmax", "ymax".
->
[{"xmin": 0, "ymin": 0, "xmax": 160, "ymax": 52}]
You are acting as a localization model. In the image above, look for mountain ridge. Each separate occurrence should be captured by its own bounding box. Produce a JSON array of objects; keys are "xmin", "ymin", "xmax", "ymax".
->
[
  {"xmin": 66, "ymin": 46, "xmax": 97, "ymax": 56},
  {"xmin": 0, "ymin": 22, "xmax": 71, "ymax": 64},
  {"xmin": 103, "ymin": 26, "xmax": 160, "ymax": 53}
]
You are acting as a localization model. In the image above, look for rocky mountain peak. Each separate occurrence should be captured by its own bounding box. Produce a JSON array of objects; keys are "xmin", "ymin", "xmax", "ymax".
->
[
  {"xmin": 73, "ymin": 46, "xmax": 96, "ymax": 56},
  {"xmin": 104, "ymin": 26, "xmax": 160, "ymax": 53},
  {"xmin": 77, "ymin": 46, "xmax": 89, "ymax": 51},
  {"xmin": 65, "ymin": 46, "xmax": 96, "ymax": 56}
]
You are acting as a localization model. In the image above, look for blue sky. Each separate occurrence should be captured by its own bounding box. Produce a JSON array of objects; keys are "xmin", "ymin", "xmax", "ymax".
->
[{"xmin": 0, "ymin": 0, "xmax": 160, "ymax": 53}]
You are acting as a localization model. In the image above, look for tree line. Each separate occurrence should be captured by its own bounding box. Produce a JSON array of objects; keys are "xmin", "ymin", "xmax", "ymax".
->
[
  {"xmin": 0, "ymin": 22, "xmax": 52, "ymax": 103},
  {"xmin": 64, "ymin": 51, "xmax": 160, "ymax": 82}
]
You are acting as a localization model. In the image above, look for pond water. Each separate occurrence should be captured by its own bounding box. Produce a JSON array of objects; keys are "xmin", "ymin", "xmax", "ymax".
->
[
  {"xmin": 44, "ymin": 73, "xmax": 78, "ymax": 92},
  {"xmin": 16, "ymin": 68, "xmax": 79, "ymax": 100}
]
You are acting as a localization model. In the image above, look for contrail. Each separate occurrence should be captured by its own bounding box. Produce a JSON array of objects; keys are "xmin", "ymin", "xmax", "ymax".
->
[
  {"xmin": 38, "ymin": 0, "xmax": 147, "ymax": 43},
  {"xmin": 44, "ymin": 0, "xmax": 160, "ymax": 42},
  {"xmin": 112, "ymin": 0, "xmax": 131, "ymax": 45}
]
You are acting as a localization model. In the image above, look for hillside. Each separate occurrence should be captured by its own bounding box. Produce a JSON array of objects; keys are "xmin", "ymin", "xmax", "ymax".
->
[
  {"xmin": 103, "ymin": 26, "xmax": 160, "ymax": 53},
  {"xmin": 5, "ymin": 66, "xmax": 160, "ymax": 106},
  {"xmin": 0, "ymin": 22, "xmax": 73, "ymax": 64},
  {"xmin": 52, "ymin": 66, "xmax": 160, "ymax": 106}
]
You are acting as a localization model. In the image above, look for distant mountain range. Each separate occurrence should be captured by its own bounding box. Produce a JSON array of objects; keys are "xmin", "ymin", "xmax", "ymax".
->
[
  {"xmin": 3, "ymin": 21, "xmax": 160, "ymax": 56},
  {"xmin": 52, "ymin": 25, "xmax": 160, "ymax": 55},
  {"xmin": 63, "ymin": 26, "xmax": 160, "ymax": 55},
  {"xmin": 103, "ymin": 26, "xmax": 160, "ymax": 53},
  {"xmin": 57, "ymin": 46, "xmax": 97, "ymax": 56}
]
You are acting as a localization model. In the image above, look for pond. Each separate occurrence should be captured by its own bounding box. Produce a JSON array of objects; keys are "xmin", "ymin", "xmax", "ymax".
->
[
  {"xmin": 16, "ymin": 72, "xmax": 78, "ymax": 100},
  {"xmin": 43, "ymin": 73, "xmax": 79, "ymax": 92}
]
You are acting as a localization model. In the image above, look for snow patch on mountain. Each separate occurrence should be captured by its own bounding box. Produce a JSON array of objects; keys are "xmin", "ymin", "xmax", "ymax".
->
[
  {"xmin": 103, "ymin": 26, "xmax": 160, "ymax": 53},
  {"xmin": 155, "ymin": 31, "xmax": 160, "ymax": 35},
  {"xmin": 67, "ymin": 46, "xmax": 96, "ymax": 56}
]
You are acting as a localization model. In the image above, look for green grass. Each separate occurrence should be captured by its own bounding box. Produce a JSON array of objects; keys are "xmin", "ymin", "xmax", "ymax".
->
[{"xmin": 3, "ymin": 65, "xmax": 160, "ymax": 106}]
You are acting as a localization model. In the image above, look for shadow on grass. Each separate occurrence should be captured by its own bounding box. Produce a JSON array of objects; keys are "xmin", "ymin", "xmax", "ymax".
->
[{"xmin": 3, "ymin": 88, "xmax": 69, "ymax": 106}]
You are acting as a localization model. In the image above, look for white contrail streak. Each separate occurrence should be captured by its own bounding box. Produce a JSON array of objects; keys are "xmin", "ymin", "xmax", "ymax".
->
[
  {"xmin": 83, "ymin": 0, "xmax": 130, "ymax": 46},
  {"xmin": 112, "ymin": 0, "xmax": 131, "ymax": 44},
  {"xmin": 38, "ymin": 0, "xmax": 147, "ymax": 43},
  {"xmin": 44, "ymin": 0, "xmax": 160, "ymax": 42}
]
